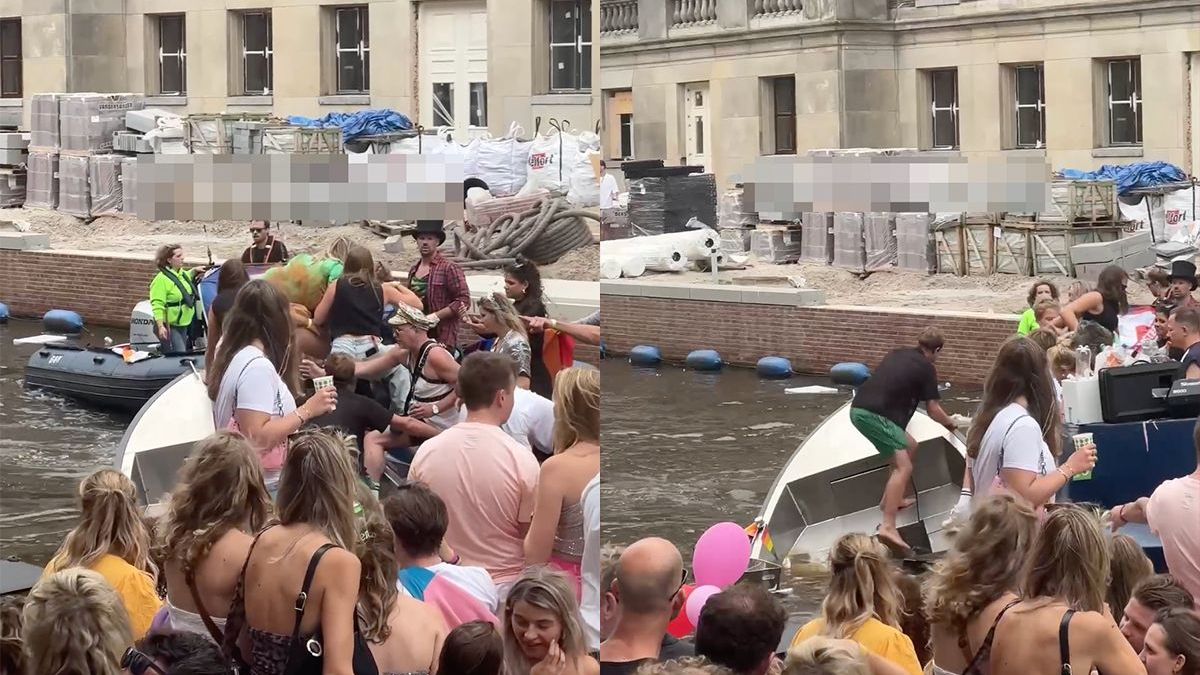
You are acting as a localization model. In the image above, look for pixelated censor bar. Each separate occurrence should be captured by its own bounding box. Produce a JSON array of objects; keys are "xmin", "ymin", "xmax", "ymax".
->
[
  {"xmin": 130, "ymin": 154, "xmax": 464, "ymax": 222},
  {"xmin": 743, "ymin": 155, "xmax": 1052, "ymax": 219}
]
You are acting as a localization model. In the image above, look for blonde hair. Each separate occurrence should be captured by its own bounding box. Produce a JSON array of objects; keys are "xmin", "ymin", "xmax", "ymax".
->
[
  {"xmin": 48, "ymin": 469, "xmax": 155, "ymax": 581},
  {"xmin": 503, "ymin": 568, "xmax": 588, "ymax": 675},
  {"xmin": 323, "ymin": 236, "xmax": 353, "ymax": 263},
  {"xmin": 637, "ymin": 657, "xmax": 736, "ymax": 674},
  {"xmin": 819, "ymin": 534, "xmax": 904, "ymax": 638},
  {"xmin": 275, "ymin": 429, "xmax": 360, "ymax": 550},
  {"xmin": 154, "ymin": 431, "xmax": 272, "ymax": 577},
  {"xmin": 479, "ymin": 292, "xmax": 527, "ymax": 338},
  {"xmin": 1108, "ymin": 533, "xmax": 1154, "ymax": 623},
  {"xmin": 1, "ymin": 596, "xmax": 25, "ymax": 675},
  {"xmin": 924, "ymin": 495, "xmax": 1037, "ymax": 636},
  {"xmin": 1021, "ymin": 505, "xmax": 1110, "ymax": 613},
  {"xmin": 553, "ymin": 368, "xmax": 600, "ymax": 453},
  {"xmin": 355, "ymin": 485, "xmax": 399, "ymax": 644},
  {"xmin": 22, "ymin": 568, "xmax": 133, "ymax": 675},
  {"xmin": 784, "ymin": 637, "xmax": 872, "ymax": 675}
]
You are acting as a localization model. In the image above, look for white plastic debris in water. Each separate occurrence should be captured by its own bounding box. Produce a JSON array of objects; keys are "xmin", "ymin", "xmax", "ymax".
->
[
  {"xmin": 12, "ymin": 334, "xmax": 68, "ymax": 346},
  {"xmin": 785, "ymin": 385, "xmax": 841, "ymax": 395}
]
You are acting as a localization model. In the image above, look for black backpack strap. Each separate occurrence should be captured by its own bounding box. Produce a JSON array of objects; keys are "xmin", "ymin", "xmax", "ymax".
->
[
  {"xmin": 402, "ymin": 340, "xmax": 438, "ymax": 414},
  {"xmin": 1059, "ymin": 609, "xmax": 1075, "ymax": 674},
  {"xmin": 291, "ymin": 543, "xmax": 338, "ymax": 642}
]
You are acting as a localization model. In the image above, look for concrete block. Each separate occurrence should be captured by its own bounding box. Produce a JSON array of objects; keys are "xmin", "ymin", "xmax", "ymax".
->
[
  {"xmin": 26, "ymin": 151, "xmax": 58, "ymax": 209},
  {"xmin": 0, "ymin": 170, "xmax": 25, "ymax": 207},
  {"xmin": 383, "ymin": 235, "xmax": 406, "ymax": 253},
  {"xmin": 125, "ymin": 108, "xmax": 182, "ymax": 134},
  {"xmin": 30, "ymin": 94, "xmax": 61, "ymax": 149},
  {"xmin": 0, "ymin": 231, "xmax": 50, "ymax": 250},
  {"xmin": 0, "ymin": 132, "xmax": 29, "ymax": 149},
  {"xmin": 0, "ymin": 148, "xmax": 26, "ymax": 165},
  {"xmin": 1070, "ymin": 231, "xmax": 1152, "ymax": 265},
  {"xmin": 0, "ymin": 108, "xmax": 21, "ymax": 129},
  {"xmin": 60, "ymin": 93, "xmax": 144, "ymax": 153}
]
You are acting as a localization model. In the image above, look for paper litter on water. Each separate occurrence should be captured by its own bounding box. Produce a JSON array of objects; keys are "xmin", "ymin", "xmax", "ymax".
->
[{"xmin": 785, "ymin": 385, "xmax": 841, "ymax": 395}]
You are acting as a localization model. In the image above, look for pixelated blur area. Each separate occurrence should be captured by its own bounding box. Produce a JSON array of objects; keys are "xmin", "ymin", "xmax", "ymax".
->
[
  {"xmin": 130, "ymin": 154, "xmax": 464, "ymax": 222},
  {"xmin": 744, "ymin": 154, "xmax": 1053, "ymax": 219}
]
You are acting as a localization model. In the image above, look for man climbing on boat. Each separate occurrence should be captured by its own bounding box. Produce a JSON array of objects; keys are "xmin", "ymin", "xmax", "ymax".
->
[{"xmin": 849, "ymin": 326, "xmax": 958, "ymax": 554}]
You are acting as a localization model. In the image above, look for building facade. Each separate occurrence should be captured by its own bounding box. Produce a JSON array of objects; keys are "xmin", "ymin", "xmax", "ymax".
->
[
  {"xmin": 600, "ymin": 0, "xmax": 1200, "ymax": 188},
  {"xmin": 0, "ymin": 0, "xmax": 600, "ymax": 140}
]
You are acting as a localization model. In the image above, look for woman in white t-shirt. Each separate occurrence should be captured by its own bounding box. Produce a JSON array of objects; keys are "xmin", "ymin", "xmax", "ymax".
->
[
  {"xmin": 205, "ymin": 280, "xmax": 336, "ymax": 495},
  {"xmin": 968, "ymin": 337, "xmax": 1096, "ymax": 513}
]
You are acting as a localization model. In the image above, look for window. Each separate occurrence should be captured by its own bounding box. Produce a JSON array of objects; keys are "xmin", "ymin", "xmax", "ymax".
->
[
  {"xmin": 0, "ymin": 18, "xmax": 20, "ymax": 98},
  {"xmin": 469, "ymin": 82, "xmax": 487, "ymax": 127},
  {"xmin": 157, "ymin": 14, "xmax": 186, "ymax": 95},
  {"xmin": 335, "ymin": 6, "xmax": 370, "ymax": 94},
  {"xmin": 929, "ymin": 69, "xmax": 959, "ymax": 149},
  {"xmin": 1106, "ymin": 58, "xmax": 1141, "ymax": 145},
  {"xmin": 771, "ymin": 76, "xmax": 796, "ymax": 154},
  {"xmin": 619, "ymin": 113, "xmax": 633, "ymax": 159},
  {"xmin": 241, "ymin": 11, "xmax": 272, "ymax": 95},
  {"xmin": 1014, "ymin": 64, "xmax": 1045, "ymax": 148},
  {"xmin": 432, "ymin": 82, "xmax": 453, "ymax": 127},
  {"xmin": 549, "ymin": 0, "xmax": 591, "ymax": 92}
]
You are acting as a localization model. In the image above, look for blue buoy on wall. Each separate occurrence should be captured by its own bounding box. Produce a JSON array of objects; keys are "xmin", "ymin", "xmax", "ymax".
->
[
  {"xmin": 629, "ymin": 345, "xmax": 663, "ymax": 366},
  {"xmin": 686, "ymin": 349, "xmax": 723, "ymax": 372},
  {"xmin": 757, "ymin": 356, "xmax": 792, "ymax": 379},
  {"xmin": 43, "ymin": 309, "xmax": 84, "ymax": 335},
  {"xmin": 830, "ymin": 362, "xmax": 870, "ymax": 386},
  {"xmin": 0, "ymin": 301, "xmax": 8, "ymax": 323}
]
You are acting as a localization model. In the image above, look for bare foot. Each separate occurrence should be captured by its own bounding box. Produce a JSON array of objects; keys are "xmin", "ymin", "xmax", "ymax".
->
[{"xmin": 876, "ymin": 526, "xmax": 912, "ymax": 556}]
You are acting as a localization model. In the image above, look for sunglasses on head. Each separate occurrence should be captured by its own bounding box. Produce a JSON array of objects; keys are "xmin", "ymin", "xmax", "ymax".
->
[{"xmin": 121, "ymin": 647, "xmax": 166, "ymax": 675}]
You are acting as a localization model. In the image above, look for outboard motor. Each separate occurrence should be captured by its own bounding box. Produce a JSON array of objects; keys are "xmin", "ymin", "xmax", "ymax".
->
[{"xmin": 130, "ymin": 301, "xmax": 158, "ymax": 346}]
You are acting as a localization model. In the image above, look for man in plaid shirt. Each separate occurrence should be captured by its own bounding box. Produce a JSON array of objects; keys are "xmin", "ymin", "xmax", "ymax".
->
[{"xmin": 407, "ymin": 220, "xmax": 471, "ymax": 347}]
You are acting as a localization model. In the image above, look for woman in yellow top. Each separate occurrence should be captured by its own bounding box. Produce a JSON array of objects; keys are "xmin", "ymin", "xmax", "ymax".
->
[
  {"xmin": 149, "ymin": 243, "xmax": 207, "ymax": 354},
  {"xmin": 790, "ymin": 533, "xmax": 923, "ymax": 675},
  {"xmin": 43, "ymin": 469, "xmax": 162, "ymax": 639}
]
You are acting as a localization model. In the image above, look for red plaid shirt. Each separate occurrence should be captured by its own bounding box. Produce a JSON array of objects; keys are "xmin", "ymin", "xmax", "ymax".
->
[{"xmin": 408, "ymin": 252, "xmax": 470, "ymax": 346}]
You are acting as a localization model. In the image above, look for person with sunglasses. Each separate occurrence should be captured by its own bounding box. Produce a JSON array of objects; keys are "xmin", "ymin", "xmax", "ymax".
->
[
  {"xmin": 121, "ymin": 631, "xmax": 227, "ymax": 675},
  {"xmin": 240, "ymin": 219, "xmax": 289, "ymax": 265},
  {"xmin": 600, "ymin": 537, "xmax": 691, "ymax": 674},
  {"xmin": 849, "ymin": 326, "xmax": 958, "ymax": 554}
]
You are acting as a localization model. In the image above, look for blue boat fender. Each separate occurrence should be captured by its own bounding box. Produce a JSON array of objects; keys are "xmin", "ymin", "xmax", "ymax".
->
[
  {"xmin": 629, "ymin": 345, "xmax": 662, "ymax": 366},
  {"xmin": 0, "ymin": 301, "xmax": 9, "ymax": 323},
  {"xmin": 686, "ymin": 349, "xmax": 723, "ymax": 372},
  {"xmin": 830, "ymin": 362, "xmax": 870, "ymax": 386},
  {"xmin": 757, "ymin": 356, "xmax": 792, "ymax": 379},
  {"xmin": 43, "ymin": 309, "xmax": 84, "ymax": 335}
]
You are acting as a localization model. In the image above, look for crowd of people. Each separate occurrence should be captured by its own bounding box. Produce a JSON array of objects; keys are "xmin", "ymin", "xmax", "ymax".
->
[{"xmin": 0, "ymin": 218, "xmax": 604, "ymax": 674}]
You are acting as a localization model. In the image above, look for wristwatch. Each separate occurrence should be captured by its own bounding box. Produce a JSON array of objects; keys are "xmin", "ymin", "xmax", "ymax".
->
[
  {"xmin": 432, "ymin": 403, "xmax": 440, "ymax": 416},
  {"xmin": 550, "ymin": 318, "xmax": 559, "ymax": 329}
]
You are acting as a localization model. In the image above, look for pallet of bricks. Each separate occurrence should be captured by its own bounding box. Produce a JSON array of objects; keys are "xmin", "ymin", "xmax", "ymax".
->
[
  {"xmin": 933, "ymin": 180, "xmax": 1132, "ymax": 277},
  {"xmin": 0, "ymin": 108, "xmax": 27, "ymax": 208},
  {"xmin": 27, "ymin": 93, "xmax": 145, "ymax": 219}
]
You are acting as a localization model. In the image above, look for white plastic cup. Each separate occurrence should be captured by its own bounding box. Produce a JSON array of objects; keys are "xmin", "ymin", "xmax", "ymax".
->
[
  {"xmin": 312, "ymin": 375, "xmax": 334, "ymax": 390},
  {"xmin": 1071, "ymin": 432, "xmax": 1094, "ymax": 481}
]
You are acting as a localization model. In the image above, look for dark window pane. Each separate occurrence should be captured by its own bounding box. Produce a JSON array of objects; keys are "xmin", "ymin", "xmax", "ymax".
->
[
  {"xmin": 550, "ymin": 0, "xmax": 575, "ymax": 42},
  {"xmin": 245, "ymin": 53, "xmax": 269, "ymax": 93},
  {"xmin": 469, "ymin": 82, "xmax": 487, "ymax": 127},
  {"xmin": 775, "ymin": 113, "xmax": 796, "ymax": 154},
  {"xmin": 550, "ymin": 45, "xmax": 578, "ymax": 90},
  {"xmin": 1016, "ymin": 66, "xmax": 1040, "ymax": 106},
  {"xmin": 161, "ymin": 55, "xmax": 184, "ymax": 94},
  {"xmin": 0, "ymin": 20, "xmax": 20, "ymax": 58},
  {"xmin": 579, "ymin": 0, "xmax": 591, "ymax": 38},
  {"xmin": 361, "ymin": 9, "xmax": 369, "ymax": 47},
  {"xmin": 695, "ymin": 91, "xmax": 703, "ymax": 107},
  {"xmin": 433, "ymin": 83, "xmax": 453, "ymax": 127},
  {"xmin": 696, "ymin": 117, "xmax": 704, "ymax": 154},
  {"xmin": 774, "ymin": 77, "xmax": 795, "ymax": 114},
  {"xmin": 580, "ymin": 44, "xmax": 591, "ymax": 90},
  {"xmin": 363, "ymin": 50, "xmax": 370, "ymax": 90},
  {"xmin": 160, "ymin": 15, "xmax": 183, "ymax": 53},
  {"xmin": 337, "ymin": 9, "xmax": 361, "ymax": 49},
  {"xmin": 932, "ymin": 70, "xmax": 956, "ymax": 108},
  {"xmin": 1, "ymin": 60, "xmax": 20, "ymax": 97},
  {"xmin": 620, "ymin": 113, "xmax": 633, "ymax": 158},
  {"xmin": 1111, "ymin": 102, "xmax": 1137, "ymax": 144},
  {"xmin": 933, "ymin": 110, "xmax": 957, "ymax": 148},
  {"xmin": 339, "ymin": 52, "xmax": 364, "ymax": 93},
  {"xmin": 1016, "ymin": 107, "xmax": 1042, "ymax": 147},
  {"xmin": 1109, "ymin": 60, "xmax": 1131, "ymax": 100},
  {"xmin": 244, "ymin": 13, "xmax": 269, "ymax": 52}
]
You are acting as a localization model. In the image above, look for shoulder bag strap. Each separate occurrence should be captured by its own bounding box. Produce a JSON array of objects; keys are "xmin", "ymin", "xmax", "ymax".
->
[
  {"xmin": 961, "ymin": 598, "xmax": 1021, "ymax": 674},
  {"xmin": 1059, "ymin": 609, "xmax": 1076, "ymax": 675},
  {"xmin": 221, "ymin": 524, "xmax": 277, "ymax": 672},
  {"xmin": 996, "ymin": 413, "xmax": 1032, "ymax": 468},
  {"xmin": 402, "ymin": 341, "xmax": 437, "ymax": 414},
  {"xmin": 185, "ymin": 566, "xmax": 226, "ymax": 645},
  {"xmin": 290, "ymin": 543, "xmax": 338, "ymax": 642}
]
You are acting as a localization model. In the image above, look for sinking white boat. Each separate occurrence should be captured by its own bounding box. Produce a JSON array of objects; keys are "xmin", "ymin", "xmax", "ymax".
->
[
  {"xmin": 749, "ymin": 401, "xmax": 968, "ymax": 565},
  {"xmin": 113, "ymin": 368, "xmax": 215, "ymax": 514}
]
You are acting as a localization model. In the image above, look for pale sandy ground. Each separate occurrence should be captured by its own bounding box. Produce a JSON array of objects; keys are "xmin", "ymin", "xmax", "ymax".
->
[
  {"xmin": 663, "ymin": 259, "xmax": 1156, "ymax": 314},
  {"xmin": 1, "ymin": 207, "xmax": 599, "ymax": 282}
]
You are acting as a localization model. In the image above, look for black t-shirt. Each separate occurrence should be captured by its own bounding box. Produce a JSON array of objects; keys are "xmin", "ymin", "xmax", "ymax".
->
[
  {"xmin": 600, "ymin": 659, "xmax": 655, "ymax": 675},
  {"xmin": 1179, "ymin": 343, "xmax": 1200, "ymax": 378},
  {"xmin": 659, "ymin": 634, "xmax": 695, "ymax": 661},
  {"xmin": 241, "ymin": 237, "xmax": 289, "ymax": 264},
  {"xmin": 309, "ymin": 388, "xmax": 392, "ymax": 448},
  {"xmin": 851, "ymin": 347, "xmax": 940, "ymax": 428}
]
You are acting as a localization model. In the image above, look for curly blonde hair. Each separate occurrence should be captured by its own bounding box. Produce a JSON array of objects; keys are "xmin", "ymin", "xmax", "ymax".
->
[
  {"xmin": 22, "ymin": 568, "xmax": 133, "ymax": 675},
  {"xmin": 48, "ymin": 469, "xmax": 156, "ymax": 581},
  {"xmin": 354, "ymin": 485, "xmax": 399, "ymax": 644},
  {"xmin": 784, "ymin": 637, "xmax": 871, "ymax": 675},
  {"xmin": 154, "ymin": 431, "xmax": 273, "ymax": 577},
  {"xmin": 819, "ymin": 534, "xmax": 904, "ymax": 639},
  {"xmin": 552, "ymin": 367, "xmax": 600, "ymax": 453},
  {"xmin": 924, "ymin": 495, "xmax": 1037, "ymax": 637}
]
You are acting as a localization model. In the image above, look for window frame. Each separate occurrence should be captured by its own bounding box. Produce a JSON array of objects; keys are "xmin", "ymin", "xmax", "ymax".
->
[
  {"xmin": 1106, "ymin": 58, "xmax": 1142, "ymax": 146},
  {"xmin": 0, "ymin": 17, "xmax": 21, "ymax": 99},
  {"xmin": 157, "ymin": 14, "xmax": 187, "ymax": 96},
  {"xmin": 240, "ymin": 10, "xmax": 273, "ymax": 95},
  {"xmin": 771, "ymin": 76, "xmax": 797, "ymax": 155},
  {"xmin": 548, "ymin": 0, "xmax": 591, "ymax": 93},
  {"xmin": 929, "ymin": 68, "xmax": 959, "ymax": 150},
  {"xmin": 1013, "ymin": 63, "xmax": 1046, "ymax": 149},
  {"xmin": 469, "ymin": 82, "xmax": 488, "ymax": 128},
  {"xmin": 334, "ymin": 6, "xmax": 370, "ymax": 95},
  {"xmin": 619, "ymin": 112, "xmax": 634, "ymax": 160},
  {"xmin": 432, "ymin": 82, "xmax": 454, "ymax": 128}
]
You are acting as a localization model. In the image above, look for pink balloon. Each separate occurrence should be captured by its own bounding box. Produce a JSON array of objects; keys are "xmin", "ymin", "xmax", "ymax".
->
[
  {"xmin": 692, "ymin": 522, "xmax": 751, "ymax": 588},
  {"xmin": 685, "ymin": 584, "xmax": 722, "ymax": 627}
]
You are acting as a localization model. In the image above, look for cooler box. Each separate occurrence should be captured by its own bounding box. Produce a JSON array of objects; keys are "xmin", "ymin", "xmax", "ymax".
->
[{"xmin": 1062, "ymin": 376, "xmax": 1103, "ymax": 425}]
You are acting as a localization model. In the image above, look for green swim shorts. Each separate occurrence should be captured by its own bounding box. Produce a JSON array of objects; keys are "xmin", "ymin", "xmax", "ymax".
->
[{"xmin": 849, "ymin": 407, "xmax": 909, "ymax": 459}]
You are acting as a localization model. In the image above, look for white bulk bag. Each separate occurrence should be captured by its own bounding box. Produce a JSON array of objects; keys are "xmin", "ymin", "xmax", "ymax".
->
[
  {"xmin": 470, "ymin": 122, "xmax": 531, "ymax": 197},
  {"xmin": 567, "ymin": 132, "xmax": 601, "ymax": 207},
  {"xmin": 522, "ymin": 127, "xmax": 583, "ymax": 196}
]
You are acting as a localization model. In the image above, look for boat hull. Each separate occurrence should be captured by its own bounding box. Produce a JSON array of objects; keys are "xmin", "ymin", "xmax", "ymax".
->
[{"xmin": 25, "ymin": 345, "xmax": 204, "ymax": 412}]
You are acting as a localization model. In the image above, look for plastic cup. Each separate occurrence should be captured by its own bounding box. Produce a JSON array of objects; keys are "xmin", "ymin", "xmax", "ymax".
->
[
  {"xmin": 312, "ymin": 375, "xmax": 334, "ymax": 391},
  {"xmin": 1071, "ymin": 432, "xmax": 1094, "ymax": 481}
]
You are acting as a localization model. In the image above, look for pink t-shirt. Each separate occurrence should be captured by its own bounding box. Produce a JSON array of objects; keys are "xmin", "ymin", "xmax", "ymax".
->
[
  {"xmin": 1147, "ymin": 475, "xmax": 1200, "ymax": 602},
  {"xmin": 410, "ymin": 422, "xmax": 540, "ymax": 584}
]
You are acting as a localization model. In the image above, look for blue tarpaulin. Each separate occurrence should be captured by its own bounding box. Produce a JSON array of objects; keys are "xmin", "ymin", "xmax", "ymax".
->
[
  {"xmin": 1058, "ymin": 162, "xmax": 1187, "ymax": 195},
  {"xmin": 287, "ymin": 109, "xmax": 414, "ymax": 142}
]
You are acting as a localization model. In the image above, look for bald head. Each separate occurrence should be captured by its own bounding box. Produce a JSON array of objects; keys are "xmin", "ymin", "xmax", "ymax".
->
[{"xmin": 615, "ymin": 537, "xmax": 684, "ymax": 616}]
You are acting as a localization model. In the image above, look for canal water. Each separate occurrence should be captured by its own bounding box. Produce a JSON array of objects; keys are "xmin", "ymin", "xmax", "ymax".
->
[
  {"xmin": 0, "ymin": 318, "xmax": 128, "ymax": 566},
  {"xmin": 600, "ymin": 359, "xmax": 979, "ymax": 618}
]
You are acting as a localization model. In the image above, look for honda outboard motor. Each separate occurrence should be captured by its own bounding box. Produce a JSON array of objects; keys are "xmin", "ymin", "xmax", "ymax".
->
[{"xmin": 130, "ymin": 301, "xmax": 158, "ymax": 346}]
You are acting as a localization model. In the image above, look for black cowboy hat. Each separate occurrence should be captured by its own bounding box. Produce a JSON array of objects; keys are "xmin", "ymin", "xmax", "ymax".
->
[
  {"xmin": 1169, "ymin": 260, "xmax": 1198, "ymax": 290},
  {"xmin": 411, "ymin": 220, "xmax": 446, "ymax": 245}
]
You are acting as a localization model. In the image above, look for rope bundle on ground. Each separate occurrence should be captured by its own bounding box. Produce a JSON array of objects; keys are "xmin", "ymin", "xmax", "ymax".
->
[{"xmin": 452, "ymin": 197, "xmax": 597, "ymax": 268}]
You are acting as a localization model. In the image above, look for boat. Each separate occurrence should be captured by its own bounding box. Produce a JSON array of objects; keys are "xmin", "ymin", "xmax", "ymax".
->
[{"xmin": 749, "ymin": 401, "xmax": 968, "ymax": 565}]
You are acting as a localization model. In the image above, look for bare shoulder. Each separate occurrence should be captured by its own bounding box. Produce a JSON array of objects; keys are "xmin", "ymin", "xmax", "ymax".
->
[
  {"xmin": 320, "ymin": 546, "xmax": 362, "ymax": 581},
  {"xmin": 578, "ymin": 654, "xmax": 600, "ymax": 675},
  {"xmin": 1072, "ymin": 609, "xmax": 1124, "ymax": 649}
]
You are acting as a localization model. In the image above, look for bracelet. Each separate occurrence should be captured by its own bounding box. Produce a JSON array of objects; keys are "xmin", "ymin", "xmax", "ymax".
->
[
  {"xmin": 294, "ymin": 408, "xmax": 308, "ymax": 425},
  {"xmin": 1056, "ymin": 467, "xmax": 1073, "ymax": 482},
  {"xmin": 1114, "ymin": 504, "xmax": 1125, "ymax": 523}
]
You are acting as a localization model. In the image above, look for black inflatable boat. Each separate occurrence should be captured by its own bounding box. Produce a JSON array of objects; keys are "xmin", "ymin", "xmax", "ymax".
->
[{"xmin": 25, "ymin": 345, "xmax": 205, "ymax": 412}]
